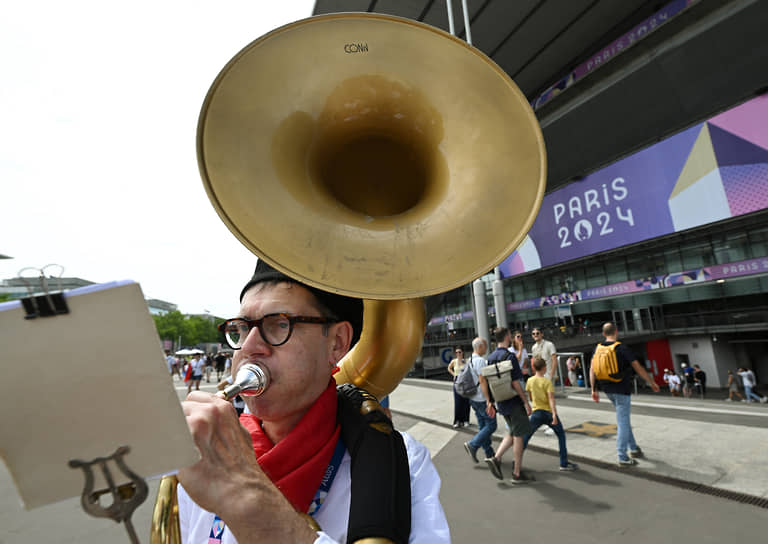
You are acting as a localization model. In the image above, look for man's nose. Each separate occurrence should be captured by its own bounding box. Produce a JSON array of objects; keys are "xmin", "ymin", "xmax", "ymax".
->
[{"xmin": 240, "ymin": 325, "xmax": 272, "ymax": 353}]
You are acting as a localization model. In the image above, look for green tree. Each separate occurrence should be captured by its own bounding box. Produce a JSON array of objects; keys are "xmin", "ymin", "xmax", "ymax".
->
[
  {"xmin": 153, "ymin": 311, "xmax": 223, "ymax": 347},
  {"xmin": 153, "ymin": 310, "xmax": 186, "ymax": 344}
]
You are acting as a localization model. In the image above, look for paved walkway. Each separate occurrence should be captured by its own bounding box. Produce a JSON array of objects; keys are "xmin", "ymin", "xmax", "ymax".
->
[
  {"xmin": 2, "ymin": 376, "xmax": 766, "ymax": 543},
  {"xmin": 391, "ymin": 378, "xmax": 768, "ymax": 499}
]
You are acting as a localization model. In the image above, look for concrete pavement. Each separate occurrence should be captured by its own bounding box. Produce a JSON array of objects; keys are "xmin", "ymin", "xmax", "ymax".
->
[
  {"xmin": 391, "ymin": 378, "xmax": 768, "ymax": 500},
  {"xmin": 2, "ymin": 374, "xmax": 766, "ymax": 543}
]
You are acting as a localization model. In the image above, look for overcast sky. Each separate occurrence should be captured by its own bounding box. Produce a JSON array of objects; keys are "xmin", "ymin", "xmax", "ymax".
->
[{"xmin": 1, "ymin": 1, "xmax": 316, "ymax": 317}]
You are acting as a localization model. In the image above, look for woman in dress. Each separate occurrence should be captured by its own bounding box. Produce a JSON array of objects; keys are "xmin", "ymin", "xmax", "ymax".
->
[
  {"xmin": 447, "ymin": 347, "xmax": 471, "ymax": 428},
  {"xmin": 510, "ymin": 330, "xmax": 529, "ymax": 382}
]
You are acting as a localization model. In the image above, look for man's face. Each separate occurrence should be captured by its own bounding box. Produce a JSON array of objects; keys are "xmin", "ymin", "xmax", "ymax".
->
[
  {"xmin": 532, "ymin": 330, "xmax": 542, "ymax": 342},
  {"xmin": 233, "ymin": 282, "xmax": 349, "ymax": 422},
  {"xmin": 476, "ymin": 342, "xmax": 487, "ymax": 356}
]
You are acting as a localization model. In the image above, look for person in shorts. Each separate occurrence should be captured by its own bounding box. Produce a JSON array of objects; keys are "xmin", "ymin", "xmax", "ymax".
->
[{"xmin": 481, "ymin": 327, "xmax": 534, "ymax": 484}]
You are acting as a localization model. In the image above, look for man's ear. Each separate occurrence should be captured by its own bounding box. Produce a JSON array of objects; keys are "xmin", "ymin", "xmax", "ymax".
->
[{"xmin": 329, "ymin": 321, "xmax": 353, "ymax": 363}]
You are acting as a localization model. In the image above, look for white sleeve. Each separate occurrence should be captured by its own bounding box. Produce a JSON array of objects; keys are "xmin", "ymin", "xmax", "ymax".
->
[
  {"xmin": 314, "ymin": 432, "xmax": 451, "ymax": 544},
  {"xmin": 402, "ymin": 432, "xmax": 452, "ymax": 543}
]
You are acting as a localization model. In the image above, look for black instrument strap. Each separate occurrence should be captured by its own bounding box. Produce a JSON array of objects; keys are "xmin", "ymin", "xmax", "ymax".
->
[{"xmin": 336, "ymin": 384, "xmax": 411, "ymax": 544}]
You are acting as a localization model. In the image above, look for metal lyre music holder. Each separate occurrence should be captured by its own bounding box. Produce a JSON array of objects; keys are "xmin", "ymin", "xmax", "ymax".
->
[
  {"xmin": 17, "ymin": 265, "xmax": 70, "ymax": 319},
  {"xmin": 69, "ymin": 445, "xmax": 149, "ymax": 544}
]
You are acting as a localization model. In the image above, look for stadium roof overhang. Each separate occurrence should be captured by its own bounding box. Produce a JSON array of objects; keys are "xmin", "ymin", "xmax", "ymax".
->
[{"xmin": 313, "ymin": 0, "xmax": 768, "ymax": 193}]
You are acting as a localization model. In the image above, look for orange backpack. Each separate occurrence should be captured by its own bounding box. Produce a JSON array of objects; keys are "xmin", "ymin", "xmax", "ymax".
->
[{"xmin": 592, "ymin": 342, "xmax": 624, "ymax": 383}]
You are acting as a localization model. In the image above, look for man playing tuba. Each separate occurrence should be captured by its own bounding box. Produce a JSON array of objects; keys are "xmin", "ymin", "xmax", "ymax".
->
[{"xmin": 176, "ymin": 261, "xmax": 450, "ymax": 543}]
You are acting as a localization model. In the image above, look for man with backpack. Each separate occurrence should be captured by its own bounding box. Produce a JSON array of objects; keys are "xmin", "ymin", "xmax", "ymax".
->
[
  {"xmin": 480, "ymin": 328, "xmax": 534, "ymax": 484},
  {"xmin": 462, "ymin": 337, "xmax": 498, "ymax": 466},
  {"xmin": 590, "ymin": 322, "xmax": 660, "ymax": 467}
]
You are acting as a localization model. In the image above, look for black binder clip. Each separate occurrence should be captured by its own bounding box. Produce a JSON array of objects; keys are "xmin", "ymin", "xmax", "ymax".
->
[{"xmin": 18, "ymin": 265, "xmax": 70, "ymax": 319}]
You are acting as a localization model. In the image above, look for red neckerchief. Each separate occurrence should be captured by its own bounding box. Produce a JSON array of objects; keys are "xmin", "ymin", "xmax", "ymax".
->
[{"xmin": 239, "ymin": 379, "xmax": 340, "ymax": 513}]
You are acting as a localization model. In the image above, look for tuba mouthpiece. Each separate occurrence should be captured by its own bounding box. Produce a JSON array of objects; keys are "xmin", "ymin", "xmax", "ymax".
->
[{"xmin": 219, "ymin": 363, "xmax": 270, "ymax": 400}]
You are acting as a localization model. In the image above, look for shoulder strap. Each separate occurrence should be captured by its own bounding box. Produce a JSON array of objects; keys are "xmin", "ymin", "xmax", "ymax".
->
[
  {"xmin": 469, "ymin": 355, "xmax": 483, "ymax": 385},
  {"xmin": 336, "ymin": 384, "xmax": 411, "ymax": 544}
]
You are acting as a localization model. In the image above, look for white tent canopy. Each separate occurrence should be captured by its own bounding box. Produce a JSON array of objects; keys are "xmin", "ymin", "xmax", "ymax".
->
[{"xmin": 175, "ymin": 348, "xmax": 204, "ymax": 356}]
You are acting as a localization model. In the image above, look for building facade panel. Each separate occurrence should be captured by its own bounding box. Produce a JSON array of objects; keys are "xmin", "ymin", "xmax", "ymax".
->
[{"xmin": 422, "ymin": 96, "xmax": 768, "ymax": 387}]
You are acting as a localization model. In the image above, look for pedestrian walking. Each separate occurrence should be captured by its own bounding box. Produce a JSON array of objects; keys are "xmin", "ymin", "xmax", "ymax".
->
[
  {"xmin": 725, "ymin": 370, "xmax": 746, "ymax": 402},
  {"xmin": 523, "ymin": 356, "xmax": 578, "ymax": 472},
  {"xmin": 463, "ymin": 337, "xmax": 497, "ymax": 465},
  {"xmin": 481, "ymin": 328, "xmax": 533, "ymax": 484},
  {"xmin": 590, "ymin": 322, "xmax": 660, "ymax": 467},
  {"xmin": 738, "ymin": 368, "xmax": 767, "ymax": 403},
  {"xmin": 187, "ymin": 353, "xmax": 204, "ymax": 394}
]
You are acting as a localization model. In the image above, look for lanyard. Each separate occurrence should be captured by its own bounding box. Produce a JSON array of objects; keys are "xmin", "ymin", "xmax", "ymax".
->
[
  {"xmin": 207, "ymin": 438, "xmax": 346, "ymax": 540},
  {"xmin": 208, "ymin": 515, "xmax": 226, "ymax": 543},
  {"xmin": 306, "ymin": 438, "xmax": 345, "ymax": 516}
]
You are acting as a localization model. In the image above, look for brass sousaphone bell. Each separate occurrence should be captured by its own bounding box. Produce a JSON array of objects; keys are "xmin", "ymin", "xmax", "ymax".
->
[{"xmin": 152, "ymin": 12, "xmax": 545, "ymax": 543}]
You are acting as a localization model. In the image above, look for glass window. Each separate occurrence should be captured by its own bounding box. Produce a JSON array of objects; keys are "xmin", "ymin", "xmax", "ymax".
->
[
  {"xmin": 680, "ymin": 239, "xmax": 713, "ymax": 268},
  {"xmin": 509, "ymin": 280, "xmax": 525, "ymax": 301},
  {"xmin": 523, "ymin": 277, "xmax": 540, "ymax": 299},
  {"xmin": 585, "ymin": 262, "xmax": 606, "ymax": 288},
  {"xmin": 549, "ymin": 273, "xmax": 563, "ymax": 293},
  {"xmin": 748, "ymin": 226, "xmax": 768, "ymax": 258},
  {"xmin": 604, "ymin": 258, "xmax": 628, "ymax": 283},
  {"xmin": 570, "ymin": 268, "xmax": 586, "ymax": 291},
  {"xmin": 712, "ymin": 231, "xmax": 748, "ymax": 264},
  {"xmin": 664, "ymin": 246, "xmax": 682, "ymax": 272},
  {"xmin": 626, "ymin": 253, "xmax": 653, "ymax": 279}
]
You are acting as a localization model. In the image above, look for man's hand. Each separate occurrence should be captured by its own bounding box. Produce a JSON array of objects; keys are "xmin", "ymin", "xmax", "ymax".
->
[
  {"xmin": 550, "ymin": 355, "xmax": 559, "ymax": 380},
  {"xmin": 485, "ymin": 402, "xmax": 496, "ymax": 417},
  {"xmin": 631, "ymin": 360, "xmax": 661, "ymax": 394},
  {"xmin": 524, "ymin": 401, "xmax": 532, "ymax": 416},
  {"xmin": 177, "ymin": 392, "xmax": 316, "ymax": 543},
  {"xmin": 177, "ymin": 392, "xmax": 263, "ymax": 515},
  {"xmin": 551, "ymin": 413, "xmax": 559, "ymax": 426}
]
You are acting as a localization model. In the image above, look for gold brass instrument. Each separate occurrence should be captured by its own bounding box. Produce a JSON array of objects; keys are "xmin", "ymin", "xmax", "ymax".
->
[{"xmin": 152, "ymin": 12, "xmax": 545, "ymax": 543}]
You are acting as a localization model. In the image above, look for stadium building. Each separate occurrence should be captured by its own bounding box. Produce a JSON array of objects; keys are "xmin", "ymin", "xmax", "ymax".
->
[
  {"xmin": 422, "ymin": 95, "xmax": 768, "ymax": 389},
  {"xmin": 310, "ymin": 2, "xmax": 768, "ymax": 390}
]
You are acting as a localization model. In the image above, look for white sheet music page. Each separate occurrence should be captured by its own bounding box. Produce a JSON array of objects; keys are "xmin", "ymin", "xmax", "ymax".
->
[{"xmin": 0, "ymin": 280, "xmax": 199, "ymax": 509}]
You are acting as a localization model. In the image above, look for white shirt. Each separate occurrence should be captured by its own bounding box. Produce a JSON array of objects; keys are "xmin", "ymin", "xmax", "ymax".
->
[
  {"xmin": 739, "ymin": 370, "xmax": 756, "ymax": 388},
  {"xmin": 177, "ymin": 432, "xmax": 451, "ymax": 543},
  {"xmin": 468, "ymin": 353, "xmax": 488, "ymax": 403},
  {"xmin": 531, "ymin": 339, "xmax": 557, "ymax": 377},
  {"xmin": 189, "ymin": 358, "xmax": 205, "ymax": 375},
  {"xmin": 508, "ymin": 347, "xmax": 529, "ymax": 374}
]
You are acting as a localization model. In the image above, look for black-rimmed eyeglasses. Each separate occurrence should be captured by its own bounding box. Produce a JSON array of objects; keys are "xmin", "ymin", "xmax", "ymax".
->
[{"xmin": 217, "ymin": 313, "xmax": 339, "ymax": 349}]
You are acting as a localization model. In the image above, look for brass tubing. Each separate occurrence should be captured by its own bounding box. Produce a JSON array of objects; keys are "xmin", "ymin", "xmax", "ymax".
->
[
  {"xmin": 149, "ymin": 475, "xmax": 179, "ymax": 544},
  {"xmin": 334, "ymin": 299, "xmax": 426, "ymax": 401}
]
